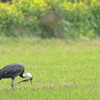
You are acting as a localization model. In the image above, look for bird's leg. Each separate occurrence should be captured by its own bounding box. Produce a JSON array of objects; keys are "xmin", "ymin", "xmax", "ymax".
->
[{"xmin": 11, "ymin": 79, "xmax": 14, "ymax": 94}]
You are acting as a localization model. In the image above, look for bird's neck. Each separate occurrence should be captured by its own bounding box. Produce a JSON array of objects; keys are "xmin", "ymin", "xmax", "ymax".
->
[
  {"xmin": 22, "ymin": 73, "xmax": 32, "ymax": 79},
  {"xmin": 22, "ymin": 74, "xmax": 28, "ymax": 78}
]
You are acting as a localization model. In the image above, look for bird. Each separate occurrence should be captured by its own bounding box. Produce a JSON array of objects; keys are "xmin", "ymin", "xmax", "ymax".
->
[{"xmin": 0, "ymin": 63, "xmax": 32, "ymax": 93}]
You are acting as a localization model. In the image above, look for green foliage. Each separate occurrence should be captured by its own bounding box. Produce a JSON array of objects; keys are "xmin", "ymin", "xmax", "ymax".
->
[
  {"xmin": 62, "ymin": 1, "xmax": 100, "ymax": 37},
  {"xmin": 0, "ymin": 4, "xmax": 24, "ymax": 29},
  {"xmin": 90, "ymin": 2, "xmax": 100, "ymax": 35},
  {"xmin": 23, "ymin": 16, "xmax": 42, "ymax": 36},
  {"xmin": 0, "ymin": 0, "xmax": 100, "ymax": 38}
]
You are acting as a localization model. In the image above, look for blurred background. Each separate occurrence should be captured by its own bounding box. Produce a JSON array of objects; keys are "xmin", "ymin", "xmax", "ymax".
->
[{"xmin": 0, "ymin": 0, "xmax": 100, "ymax": 39}]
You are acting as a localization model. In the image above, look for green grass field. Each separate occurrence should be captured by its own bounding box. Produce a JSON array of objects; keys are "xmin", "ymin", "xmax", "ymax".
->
[{"xmin": 0, "ymin": 38, "xmax": 100, "ymax": 100}]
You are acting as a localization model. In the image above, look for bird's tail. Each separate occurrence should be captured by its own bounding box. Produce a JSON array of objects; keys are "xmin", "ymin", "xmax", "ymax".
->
[{"xmin": 0, "ymin": 69, "xmax": 3, "ymax": 80}]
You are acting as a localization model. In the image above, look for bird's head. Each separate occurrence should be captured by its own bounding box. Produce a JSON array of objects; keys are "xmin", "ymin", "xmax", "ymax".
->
[{"xmin": 26, "ymin": 73, "xmax": 33, "ymax": 85}]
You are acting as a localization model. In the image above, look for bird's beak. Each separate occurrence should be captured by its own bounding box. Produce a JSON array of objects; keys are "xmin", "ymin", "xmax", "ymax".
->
[
  {"xmin": 30, "ymin": 80, "xmax": 32, "ymax": 85},
  {"xmin": 30, "ymin": 77, "xmax": 32, "ymax": 85}
]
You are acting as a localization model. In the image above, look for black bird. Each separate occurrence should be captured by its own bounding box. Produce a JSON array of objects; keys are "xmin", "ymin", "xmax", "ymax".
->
[{"xmin": 0, "ymin": 63, "xmax": 32, "ymax": 93}]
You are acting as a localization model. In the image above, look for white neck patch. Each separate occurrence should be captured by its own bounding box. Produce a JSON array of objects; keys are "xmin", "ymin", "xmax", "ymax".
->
[{"xmin": 23, "ymin": 73, "xmax": 32, "ymax": 79}]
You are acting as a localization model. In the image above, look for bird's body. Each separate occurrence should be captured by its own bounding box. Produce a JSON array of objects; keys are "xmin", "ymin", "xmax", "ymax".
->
[
  {"xmin": 0, "ymin": 63, "xmax": 24, "ymax": 80},
  {"xmin": 0, "ymin": 63, "xmax": 32, "ymax": 93}
]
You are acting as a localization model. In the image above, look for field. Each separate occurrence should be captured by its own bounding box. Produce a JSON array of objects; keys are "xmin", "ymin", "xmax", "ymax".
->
[{"xmin": 0, "ymin": 38, "xmax": 100, "ymax": 100}]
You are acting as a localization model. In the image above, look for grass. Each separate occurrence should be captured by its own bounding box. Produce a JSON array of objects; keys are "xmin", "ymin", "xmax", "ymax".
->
[{"xmin": 0, "ymin": 37, "xmax": 100, "ymax": 100}]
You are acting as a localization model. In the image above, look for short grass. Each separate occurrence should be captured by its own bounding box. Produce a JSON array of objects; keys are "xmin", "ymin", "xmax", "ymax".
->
[{"xmin": 0, "ymin": 37, "xmax": 100, "ymax": 100}]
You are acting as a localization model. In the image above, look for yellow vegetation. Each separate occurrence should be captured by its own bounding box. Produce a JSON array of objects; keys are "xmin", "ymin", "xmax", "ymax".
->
[{"xmin": 0, "ymin": 0, "xmax": 100, "ymax": 37}]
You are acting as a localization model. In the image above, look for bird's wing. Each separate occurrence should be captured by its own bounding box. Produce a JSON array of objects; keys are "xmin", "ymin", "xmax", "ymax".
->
[
  {"xmin": 3, "ymin": 64, "xmax": 13, "ymax": 74},
  {"xmin": 0, "ymin": 65, "xmax": 12, "ymax": 79},
  {"xmin": 2, "ymin": 64, "xmax": 24, "ymax": 79},
  {"xmin": 0, "ymin": 69, "xmax": 5, "ymax": 79}
]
